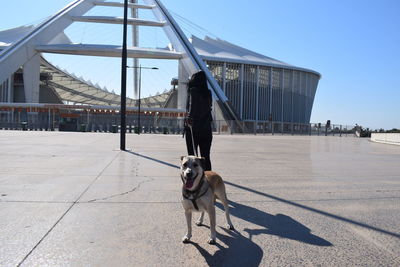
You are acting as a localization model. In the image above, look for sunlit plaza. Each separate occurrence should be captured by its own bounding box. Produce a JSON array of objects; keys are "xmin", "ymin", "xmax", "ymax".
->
[{"xmin": 0, "ymin": 131, "xmax": 399, "ymax": 266}]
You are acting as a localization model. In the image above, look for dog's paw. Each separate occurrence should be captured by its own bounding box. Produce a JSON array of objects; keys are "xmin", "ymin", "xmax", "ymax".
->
[
  {"xmin": 207, "ymin": 238, "xmax": 216, "ymax": 245},
  {"xmin": 182, "ymin": 235, "xmax": 191, "ymax": 243}
]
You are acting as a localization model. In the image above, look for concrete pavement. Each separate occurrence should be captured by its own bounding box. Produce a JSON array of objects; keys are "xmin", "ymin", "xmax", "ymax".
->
[{"xmin": 0, "ymin": 131, "xmax": 399, "ymax": 266}]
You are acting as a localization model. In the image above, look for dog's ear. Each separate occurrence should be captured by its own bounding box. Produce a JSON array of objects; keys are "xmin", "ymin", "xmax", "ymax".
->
[{"xmin": 199, "ymin": 157, "xmax": 206, "ymax": 169}]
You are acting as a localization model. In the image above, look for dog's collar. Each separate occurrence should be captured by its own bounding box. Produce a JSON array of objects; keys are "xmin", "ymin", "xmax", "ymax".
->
[{"xmin": 182, "ymin": 173, "xmax": 209, "ymax": 210}]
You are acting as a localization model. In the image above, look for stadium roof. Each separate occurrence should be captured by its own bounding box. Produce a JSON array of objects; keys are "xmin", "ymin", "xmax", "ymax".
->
[
  {"xmin": 39, "ymin": 57, "xmax": 172, "ymax": 107},
  {"xmin": 191, "ymin": 35, "xmax": 321, "ymax": 77},
  {"xmin": 0, "ymin": 25, "xmax": 320, "ymax": 106}
]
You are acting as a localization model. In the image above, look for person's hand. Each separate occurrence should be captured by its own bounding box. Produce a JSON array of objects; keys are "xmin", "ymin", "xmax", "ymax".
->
[{"xmin": 186, "ymin": 118, "xmax": 193, "ymax": 126}]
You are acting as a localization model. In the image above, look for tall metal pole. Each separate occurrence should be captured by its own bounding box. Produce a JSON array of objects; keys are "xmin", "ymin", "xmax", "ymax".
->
[
  {"xmin": 138, "ymin": 65, "xmax": 142, "ymax": 135},
  {"xmin": 126, "ymin": 65, "xmax": 158, "ymax": 135},
  {"xmin": 120, "ymin": 0, "xmax": 128, "ymax": 150}
]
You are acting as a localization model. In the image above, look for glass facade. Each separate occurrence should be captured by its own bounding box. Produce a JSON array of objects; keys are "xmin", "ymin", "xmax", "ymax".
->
[
  {"xmin": 293, "ymin": 71, "xmax": 300, "ymax": 123},
  {"xmin": 206, "ymin": 60, "xmax": 319, "ymax": 123},
  {"xmin": 225, "ymin": 63, "xmax": 241, "ymax": 116},
  {"xmin": 272, "ymin": 68, "xmax": 282, "ymax": 121},
  {"xmin": 243, "ymin": 65, "xmax": 257, "ymax": 120},
  {"xmin": 283, "ymin": 70, "xmax": 292, "ymax": 122},
  {"xmin": 0, "ymin": 79, "xmax": 9, "ymax": 102},
  {"xmin": 258, "ymin": 66, "xmax": 270, "ymax": 121},
  {"xmin": 300, "ymin": 72, "xmax": 307, "ymax": 123}
]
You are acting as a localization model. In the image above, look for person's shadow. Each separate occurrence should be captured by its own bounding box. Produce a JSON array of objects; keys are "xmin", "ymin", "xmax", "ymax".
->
[
  {"xmin": 186, "ymin": 200, "xmax": 332, "ymax": 267},
  {"xmin": 216, "ymin": 200, "xmax": 332, "ymax": 246}
]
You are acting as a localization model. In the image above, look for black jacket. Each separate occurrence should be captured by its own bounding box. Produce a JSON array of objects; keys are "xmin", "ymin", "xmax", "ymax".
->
[{"xmin": 187, "ymin": 71, "xmax": 212, "ymax": 125}]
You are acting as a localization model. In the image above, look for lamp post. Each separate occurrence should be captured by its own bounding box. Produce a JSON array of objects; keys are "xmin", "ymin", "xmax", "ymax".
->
[
  {"xmin": 120, "ymin": 0, "xmax": 128, "ymax": 151},
  {"xmin": 127, "ymin": 65, "xmax": 158, "ymax": 134}
]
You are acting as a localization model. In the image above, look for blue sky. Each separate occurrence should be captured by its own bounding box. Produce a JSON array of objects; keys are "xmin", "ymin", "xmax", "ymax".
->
[{"xmin": 1, "ymin": 0, "xmax": 399, "ymax": 129}]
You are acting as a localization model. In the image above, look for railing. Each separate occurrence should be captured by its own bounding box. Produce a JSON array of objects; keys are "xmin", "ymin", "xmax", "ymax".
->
[
  {"xmin": 214, "ymin": 121, "xmax": 356, "ymax": 136},
  {"xmin": 0, "ymin": 103, "xmax": 185, "ymax": 134},
  {"xmin": 0, "ymin": 103, "xmax": 356, "ymax": 136}
]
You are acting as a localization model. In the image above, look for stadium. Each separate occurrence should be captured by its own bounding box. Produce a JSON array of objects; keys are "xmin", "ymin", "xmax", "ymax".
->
[
  {"xmin": 0, "ymin": 0, "xmax": 320, "ymax": 133},
  {"xmin": 192, "ymin": 36, "xmax": 320, "ymax": 124}
]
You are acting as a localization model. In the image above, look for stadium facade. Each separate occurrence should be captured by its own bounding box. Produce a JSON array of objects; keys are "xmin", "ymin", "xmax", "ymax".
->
[{"xmin": 192, "ymin": 36, "xmax": 320, "ymax": 124}]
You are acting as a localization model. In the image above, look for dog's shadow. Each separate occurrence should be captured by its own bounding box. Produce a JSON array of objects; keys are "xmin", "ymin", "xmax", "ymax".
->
[
  {"xmin": 188, "ymin": 227, "xmax": 263, "ymax": 267},
  {"xmin": 216, "ymin": 200, "xmax": 332, "ymax": 246}
]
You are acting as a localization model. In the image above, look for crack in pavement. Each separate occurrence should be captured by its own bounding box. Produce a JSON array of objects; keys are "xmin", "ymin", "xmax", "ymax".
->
[
  {"xmin": 16, "ymin": 152, "xmax": 121, "ymax": 267},
  {"xmin": 86, "ymin": 177, "xmax": 155, "ymax": 203}
]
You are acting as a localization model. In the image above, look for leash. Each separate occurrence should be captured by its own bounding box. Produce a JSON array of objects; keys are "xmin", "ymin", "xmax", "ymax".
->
[{"xmin": 188, "ymin": 124, "xmax": 198, "ymax": 157}]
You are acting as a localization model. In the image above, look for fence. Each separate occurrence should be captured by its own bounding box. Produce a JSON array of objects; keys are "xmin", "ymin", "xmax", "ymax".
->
[
  {"xmin": 0, "ymin": 103, "xmax": 186, "ymax": 134},
  {"xmin": 214, "ymin": 120, "xmax": 356, "ymax": 136},
  {"xmin": 0, "ymin": 103, "xmax": 356, "ymax": 136}
]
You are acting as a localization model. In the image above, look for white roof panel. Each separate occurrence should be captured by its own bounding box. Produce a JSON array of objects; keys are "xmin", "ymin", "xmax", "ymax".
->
[{"xmin": 192, "ymin": 35, "xmax": 320, "ymax": 77}]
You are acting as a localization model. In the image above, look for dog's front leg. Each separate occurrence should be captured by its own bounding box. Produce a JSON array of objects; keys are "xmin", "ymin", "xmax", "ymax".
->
[
  {"xmin": 196, "ymin": 212, "xmax": 204, "ymax": 226},
  {"xmin": 182, "ymin": 210, "xmax": 192, "ymax": 243},
  {"xmin": 207, "ymin": 205, "xmax": 216, "ymax": 244}
]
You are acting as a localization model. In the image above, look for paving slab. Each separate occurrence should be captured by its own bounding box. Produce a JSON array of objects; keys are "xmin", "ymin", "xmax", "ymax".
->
[
  {"xmin": 0, "ymin": 202, "xmax": 71, "ymax": 267},
  {"xmin": 0, "ymin": 131, "xmax": 399, "ymax": 266}
]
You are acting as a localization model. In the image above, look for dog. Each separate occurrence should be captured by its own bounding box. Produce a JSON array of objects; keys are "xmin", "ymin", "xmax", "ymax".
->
[{"xmin": 180, "ymin": 155, "xmax": 234, "ymax": 244}]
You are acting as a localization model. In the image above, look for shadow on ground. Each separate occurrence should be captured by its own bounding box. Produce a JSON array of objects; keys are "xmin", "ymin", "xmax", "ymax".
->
[
  {"xmin": 187, "ymin": 227, "xmax": 263, "ymax": 267},
  {"xmin": 126, "ymin": 152, "xmax": 333, "ymax": 265},
  {"xmin": 126, "ymin": 151, "xmax": 400, "ymax": 239},
  {"xmin": 217, "ymin": 200, "xmax": 332, "ymax": 246},
  {"xmin": 186, "ymin": 201, "xmax": 331, "ymax": 267}
]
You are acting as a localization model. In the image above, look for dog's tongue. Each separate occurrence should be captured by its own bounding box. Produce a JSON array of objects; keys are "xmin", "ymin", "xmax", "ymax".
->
[{"xmin": 185, "ymin": 178, "xmax": 194, "ymax": 189}]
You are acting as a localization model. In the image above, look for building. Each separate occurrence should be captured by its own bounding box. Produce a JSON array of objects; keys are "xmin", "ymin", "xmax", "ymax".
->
[
  {"xmin": 192, "ymin": 36, "xmax": 320, "ymax": 124},
  {"xmin": 0, "ymin": 0, "xmax": 320, "ymax": 131}
]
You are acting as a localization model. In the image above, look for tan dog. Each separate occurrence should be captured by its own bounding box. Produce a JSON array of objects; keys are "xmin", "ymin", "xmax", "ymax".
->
[{"xmin": 180, "ymin": 156, "xmax": 234, "ymax": 244}]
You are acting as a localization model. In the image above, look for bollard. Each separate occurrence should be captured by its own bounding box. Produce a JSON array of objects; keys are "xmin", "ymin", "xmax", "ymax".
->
[
  {"xmin": 111, "ymin": 125, "xmax": 118, "ymax": 133},
  {"xmin": 80, "ymin": 124, "xmax": 86, "ymax": 132}
]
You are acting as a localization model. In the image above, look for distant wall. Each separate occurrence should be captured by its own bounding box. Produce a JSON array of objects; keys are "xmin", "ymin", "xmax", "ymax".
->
[
  {"xmin": 371, "ymin": 133, "xmax": 400, "ymax": 146},
  {"xmin": 39, "ymin": 85, "xmax": 63, "ymax": 104}
]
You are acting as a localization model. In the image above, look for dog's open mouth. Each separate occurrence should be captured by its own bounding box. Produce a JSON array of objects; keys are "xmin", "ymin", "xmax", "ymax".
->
[
  {"xmin": 185, "ymin": 178, "xmax": 194, "ymax": 189},
  {"xmin": 185, "ymin": 173, "xmax": 198, "ymax": 189}
]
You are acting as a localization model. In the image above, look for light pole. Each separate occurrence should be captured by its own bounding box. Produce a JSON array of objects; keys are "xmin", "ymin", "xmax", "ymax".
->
[
  {"xmin": 120, "ymin": 0, "xmax": 128, "ymax": 150},
  {"xmin": 127, "ymin": 65, "xmax": 158, "ymax": 134}
]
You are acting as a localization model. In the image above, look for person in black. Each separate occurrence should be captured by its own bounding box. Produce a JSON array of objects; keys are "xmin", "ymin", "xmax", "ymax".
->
[{"xmin": 184, "ymin": 70, "xmax": 213, "ymax": 171}]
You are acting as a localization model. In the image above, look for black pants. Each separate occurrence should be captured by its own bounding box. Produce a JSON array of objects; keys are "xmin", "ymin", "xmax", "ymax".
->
[{"xmin": 185, "ymin": 125, "xmax": 212, "ymax": 171}]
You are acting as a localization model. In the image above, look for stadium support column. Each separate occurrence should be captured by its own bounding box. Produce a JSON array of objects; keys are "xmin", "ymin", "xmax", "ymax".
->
[
  {"xmin": 256, "ymin": 66, "xmax": 260, "ymax": 124},
  {"xmin": 177, "ymin": 60, "xmax": 190, "ymax": 110},
  {"xmin": 8, "ymin": 75, "xmax": 13, "ymax": 102},
  {"xmin": 269, "ymin": 67, "xmax": 273, "ymax": 120},
  {"xmin": 131, "ymin": 0, "xmax": 140, "ymax": 97},
  {"xmin": 240, "ymin": 64, "xmax": 244, "ymax": 119},
  {"xmin": 222, "ymin": 62, "xmax": 226, "ymax": 93},
  {"xmin": 23, "ymin": 54, "xmax": 40, "ymax": 103}
]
